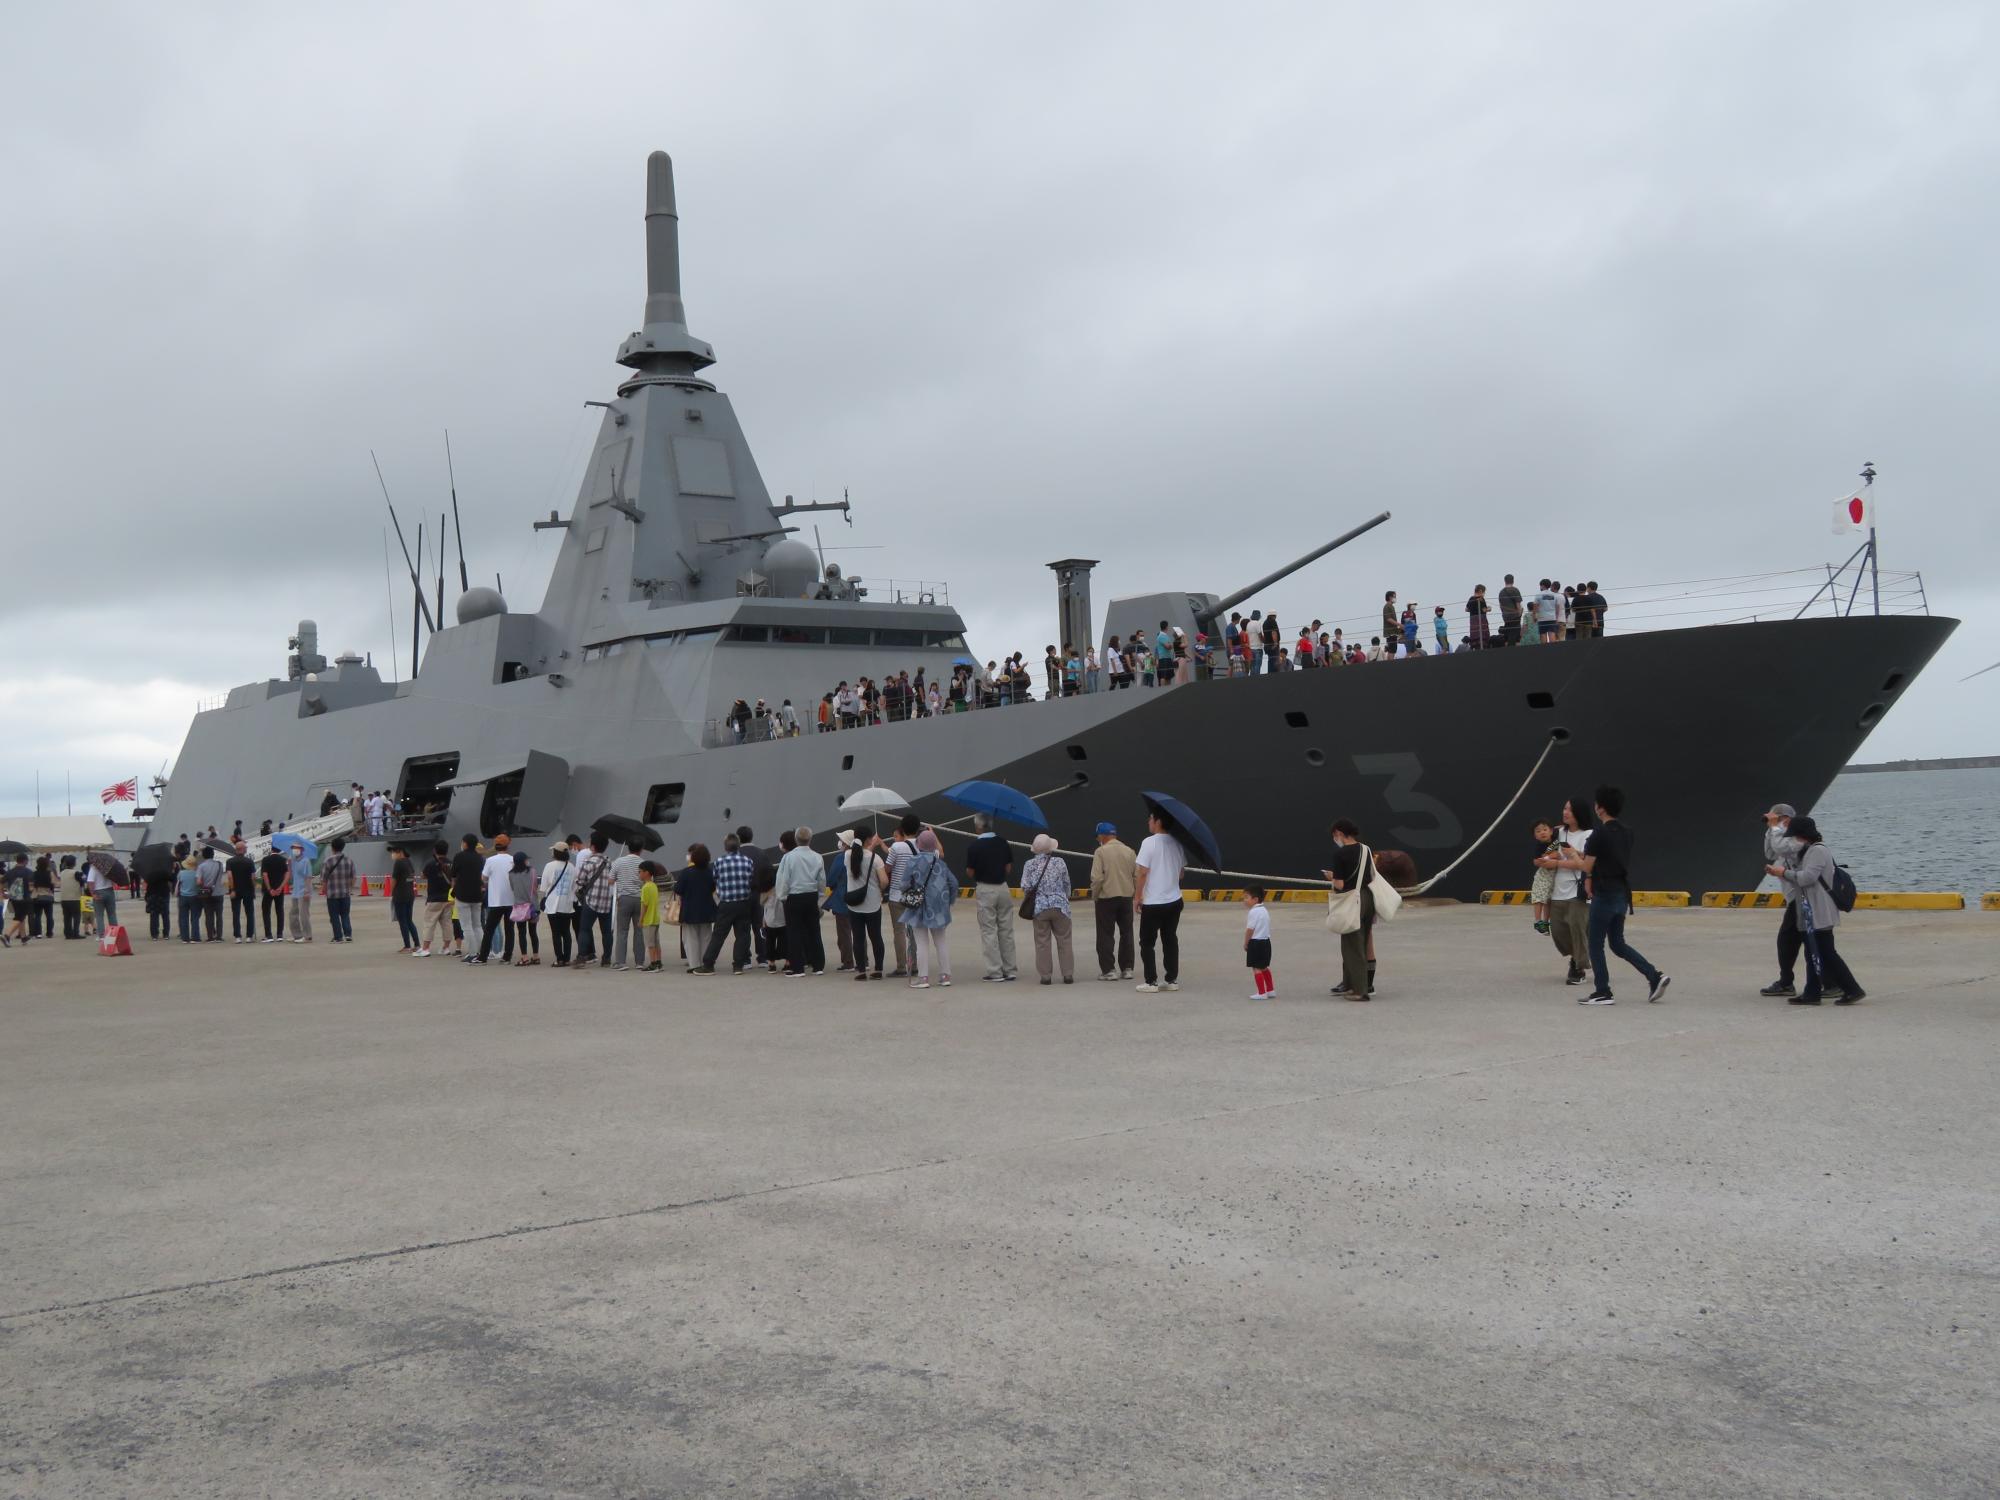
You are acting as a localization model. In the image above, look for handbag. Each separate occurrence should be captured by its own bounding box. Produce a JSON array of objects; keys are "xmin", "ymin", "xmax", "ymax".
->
[
  {"xmin": 1017, "ymin": 856, "xmax": 1046, "ymax": 920},
  {"xmin": 896, "ymin": 856, "xmax": 933, "ymax": 909},
  {"xmin": 510, "ymin": 900, "xmax": 534, "ymax": 922},
  {"xmin": 1324, "ymin": 843, "xmax": 1375, "ymax": 934},
  {"xmin": 663, "ymin": 891, "xmax": 682, "ymax": 925},
  {"xmin": 1368, "ymin": 848, "xmax": 1404, "ymax": 922}
]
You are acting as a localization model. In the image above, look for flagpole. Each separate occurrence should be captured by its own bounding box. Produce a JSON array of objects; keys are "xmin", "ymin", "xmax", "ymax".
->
[{"xmin": 1861, "ymin": 461, "xmax": 1879, "ymax": 616}]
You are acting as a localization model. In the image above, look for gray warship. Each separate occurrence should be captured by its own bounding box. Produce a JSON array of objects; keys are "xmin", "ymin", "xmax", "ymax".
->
[{"xmin": 147, "ymin": 151, "xmax": 1957, "ymax": 896}]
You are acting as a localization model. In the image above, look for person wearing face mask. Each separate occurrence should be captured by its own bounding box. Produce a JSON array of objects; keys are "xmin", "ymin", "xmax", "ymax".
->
[
  {"xmin": 1766, "ymin": 816, "xmax": 1864, "ymax": 1005},
  {"xmin": 1758, "ymin": 802, "xmax": 1808, "ymax": 998}
]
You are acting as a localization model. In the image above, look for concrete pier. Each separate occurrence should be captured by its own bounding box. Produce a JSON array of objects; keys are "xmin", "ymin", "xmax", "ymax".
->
[{"xmin": 2, "ymin": 903, "xmax": 1993, "ymax": 1496}]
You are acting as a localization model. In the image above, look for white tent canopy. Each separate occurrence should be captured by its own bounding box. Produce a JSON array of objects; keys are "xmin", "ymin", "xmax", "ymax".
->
[{"xmin": 0, "ymin": 815, "xmax": 115, "ymax": 850}]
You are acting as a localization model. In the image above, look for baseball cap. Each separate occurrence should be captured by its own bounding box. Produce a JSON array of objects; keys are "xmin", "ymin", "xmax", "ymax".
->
[
  {"xmin": 1766, "ymin": 803, "xmax": 1796, "ymax": 819},
  {"xmin": 1094, "ymin": 821, "xmax": 1117, "ymax": 835}
]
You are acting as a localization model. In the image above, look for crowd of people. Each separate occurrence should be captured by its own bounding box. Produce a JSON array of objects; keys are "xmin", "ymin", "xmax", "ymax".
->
[
  {"xmin": 10, "ymin": 772, "xmax": 1875, "ymax": 1013},
  {"xmin": 716, "ymin": 578, "xmax": 1616, "ymax": 741}
]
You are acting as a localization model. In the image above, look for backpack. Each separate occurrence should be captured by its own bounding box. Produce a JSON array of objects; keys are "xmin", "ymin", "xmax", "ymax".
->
[{"xmin": 1820, "ymin": 862, "xmax": 1857, "ymax": 913}]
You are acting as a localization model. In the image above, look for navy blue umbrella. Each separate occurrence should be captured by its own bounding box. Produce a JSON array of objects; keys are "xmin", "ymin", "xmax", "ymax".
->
[
  {"xmin": 940, "ymin": 779, "xmax": 1048, "ymax": 831},
  {"xmin": 1141, "ymin": 790, "xmax": 1222, "ymax": 872}
]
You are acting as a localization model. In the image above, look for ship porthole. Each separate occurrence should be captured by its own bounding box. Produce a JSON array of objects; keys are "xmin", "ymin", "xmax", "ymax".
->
[
  {"xmin": 1304, "ymin": 748, "xmax": 1326, "ymax": 767},
  {"xmin": 1856, "ymin": 702, "xmax": 1887, "ymax": 729},
  {"xmin": 1548, "ymin": 727, "xmax": 1571, "ymax": 743}
]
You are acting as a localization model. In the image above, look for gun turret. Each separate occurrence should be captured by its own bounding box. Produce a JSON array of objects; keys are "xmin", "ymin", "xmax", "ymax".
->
[{"xmin": 1196, "ymin": 511, "xmax": 1392, "ymax": 631}]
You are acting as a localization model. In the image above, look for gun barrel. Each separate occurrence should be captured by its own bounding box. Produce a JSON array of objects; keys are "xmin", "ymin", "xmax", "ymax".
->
[{"xmin": 1198, "ymin": 511, "xmax": 1391, "ymax": 629}]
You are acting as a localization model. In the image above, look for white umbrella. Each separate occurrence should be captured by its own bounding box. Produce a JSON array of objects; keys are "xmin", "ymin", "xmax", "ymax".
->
[{"xmin": 839, "ymin": 784, "xmax": 910, "ymax": 818}]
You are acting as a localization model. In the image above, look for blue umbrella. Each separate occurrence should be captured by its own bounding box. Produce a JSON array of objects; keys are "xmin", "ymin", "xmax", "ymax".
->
[
  {"xmin": 940, "ymin": 779, "xmax": 1048, "ymax": 831},
  {"xmin": 1141, "ymin": 790, "xmax": 1221, "ymax": 872},
  {"xmin": 270, "ymin": 831, "xmax": 320, "ymax": 860}
]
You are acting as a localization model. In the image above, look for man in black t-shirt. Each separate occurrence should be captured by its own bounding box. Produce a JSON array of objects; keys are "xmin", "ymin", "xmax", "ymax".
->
[
  {"xmin": 1574, "ymin": 581, "xmax": 1608, "ymax": 639},
  {"xmin": 1571, "ymin": 785, "xmax": 1669, "ymax": 1005},
  {"xmin": 258, "ymin": 850, "xmax": 289, "ymax": 941},
  {"xmin": 225, "ymin": 847, "xmax": 258, "ymax": 942},
  {"xmin": 1496, "ymin": 575, "xmax": 1523, "ymax": 646},
  {"xmin": 450, "ymin": 834, "xmax": 487, "ymax": 954},
  {"xmin": 420, "ymin": 841, "xmax": 455, "ymax": 955},
  {"xmin": 965, "ymin": 817, "xmax": 1018, "ymax": 981}
]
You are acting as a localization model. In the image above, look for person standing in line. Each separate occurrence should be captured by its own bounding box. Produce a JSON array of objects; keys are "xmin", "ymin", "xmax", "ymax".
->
[
  {"xmin": 1581, "ymin": 581, "xmax": 1608, "ymax": 637},
  {"xmin": 141, "ymin": 854, "xmax": 174, "ymax": 940},
  {"xmin": 1542, "ymin": 798, "xmax": 1594, "ymax": 988},
  {"xmin": 843, "ymin": 830, "xmax": 889, "ymax": 981},
  {"xmin": 510, "ymin": 850, "xmax": 543, "ymax": 966},
  {"xmin": 672, "ymin": 843, "xmax": 715, "ymax": 973},
  {"xmin": 573, "ymin": 832, "xmax": 614, "ymax": 969},
  {"xmin": 1322, "ymin": 820, "xmax": 1375, "ymax": 999},
  {"xmin": 1758, "ymin": 803, "xmax": 1807, "ymax": 997},
  {"xmin": 322, "ymin": 839, "xmax": 358, "ymax": 944},
  {"xmin": 1020, "ymin": 833, "xmax": 1075, "ymax": 985},
  {"xmin": 1243, "ymin": 886, "xmax": 1275, "ymax": 999},
  {"xmin": 421, "ymin": 841, "xmax": 456, "ymax": 957},
  {"xmin": 1089, "ymin": 820, "xmax": 1136, "ymax": 980},
  {"xmin": 28, "ymin": 856, "xmax": 55, "ymax": 939},
  {"xmin": 176, "ymin": 857, "xmax": 203, "ymax": 942},
  {"xmin": 760, "ymin": 830, "xmax": 790, "ymax": 972},
  {"xmin": 823, "ymin": 833, "xmax": 856, "ymax": 971},
  {"xmin": 966, "ymin": 814, "xmax": 1018, "ymax": 983},
  {"xmin": 58, "ymin": 855, "xmax": 85, "ymax": 940},
  {"xmin": 884, "ymin": 816, "xmax": 919, "ymax": 976},
  {"xmin": 691, "ymin": 834, "xmax": 757, "ymax": 975},
  {"xmin": 284, "ymin": 839, "xmax": 315, "ymax": 942},
  {"xmin": 1768, "ymin": 816, "xmax": 1865, "ymax": 1004},
  {"xmin": 776, "ymin": 826, "xmax": 827, "ymax": 977},
  {"xmin": 474, "ymin": 833, "xmax": 516, "ymax": 964},
  {"xmin": 1261, "ymin": 613, "xmax": 1282, "ymax": 675},
  {"xmin": 608, "ymin": 839, "xmax": 646, "ymax": 971},
  {"xmin": 895, "ymin": 828, "xmax": 955, "ymax": 989},
  {"xmin": 450, "ymin": 834, "xmax": 487, "ymax": 960},
  {"xmin": 259, "ymin": 844, "xmax": 288, "ymax": 942},
  {"xmin": 1568, "ymin": 785, "xmax": 1671, "ymax": 1005},
  {"xmin": 1133, "ymin": 812, "xmax": 1188, "ymax": 993},
  {"xmin": 225, "ymin": 841, "xmax": 258, "ymax": 944},
  {"xmin": 386, "ymin": 843, "xmax": 419, "ymax": 951},
  {"xmin": 195, "ymin": 845, "xmax": 225, "ymax": 941},
  {"xmin": 538, "ymin": 844, "xmax": 575, "ymax": 967}
]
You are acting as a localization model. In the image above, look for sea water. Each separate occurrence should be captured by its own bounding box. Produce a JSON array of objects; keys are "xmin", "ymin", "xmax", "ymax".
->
[{"xmin": 1809, "ymin": 767, "xmax": 2000, "ymax": 897}]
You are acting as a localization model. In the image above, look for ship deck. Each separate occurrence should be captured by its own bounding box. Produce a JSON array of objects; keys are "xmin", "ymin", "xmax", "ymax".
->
[{"xmin": 4, "ymin": 903, "xmax": 1992, "ymax": 1497}]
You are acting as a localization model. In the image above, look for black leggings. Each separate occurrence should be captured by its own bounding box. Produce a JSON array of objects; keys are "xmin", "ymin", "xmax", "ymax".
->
[
  {"xmin": 547, "ymin": 911, "xmax": 573, "ymax": 965},
  {"xmin": 849, "ymin": 909, "xmax": 884, "ymax": 973},
  {"xmin": 1139, "ymin": 899, "xmax": 1184, "ymax": 985}
]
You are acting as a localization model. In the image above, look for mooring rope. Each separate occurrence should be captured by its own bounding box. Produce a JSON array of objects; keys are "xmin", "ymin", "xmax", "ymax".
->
[{"xmin": 904, "ymin": 732, "xmax": 1561, "ymax": 897}]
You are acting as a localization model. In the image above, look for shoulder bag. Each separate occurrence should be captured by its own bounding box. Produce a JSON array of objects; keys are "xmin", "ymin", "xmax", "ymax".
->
[{"xmin": 1018, "ymin": 857, "xmax": 1041, "ymax": 921}]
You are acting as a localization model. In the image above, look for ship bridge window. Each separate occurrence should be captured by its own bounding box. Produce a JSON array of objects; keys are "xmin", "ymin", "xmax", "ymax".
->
[
  {"xmin": 876, "ymin": 628, "xmax": 925, "ymax": 648},
  {"xmin": 827, "ymin": 626, "xmax": 873, "ymax": 647},
  {"xmin": 723, "ymin": 625, "xmax": 769, "ymax": 643},
  {"xmin": 644, "ymin": 783, "xmax": 686, "ymax": 824},
  {"xmin": 929, "ymin": 632, "xmax": 967, "ymax": 650},
  {"xmin": 773, "ymin": 625, "xmax": 827, "ymax": 645}
]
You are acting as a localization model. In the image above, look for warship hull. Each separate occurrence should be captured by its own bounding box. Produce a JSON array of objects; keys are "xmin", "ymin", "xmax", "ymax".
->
[{"xmin": 150, "ymin": 614, "xmax": 1954, "ymax": 899}]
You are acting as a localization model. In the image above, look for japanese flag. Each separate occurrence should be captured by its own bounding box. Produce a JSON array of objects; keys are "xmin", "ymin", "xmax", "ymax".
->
[{"xmin": 1831, "ymin": 488, "xmax": 1871, "ymax": 533}]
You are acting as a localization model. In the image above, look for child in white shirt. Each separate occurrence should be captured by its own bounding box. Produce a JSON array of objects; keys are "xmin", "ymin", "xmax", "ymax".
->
[{"xmin": 1243, "ymin": 886, "xmax": 1274, "ymax": 999}]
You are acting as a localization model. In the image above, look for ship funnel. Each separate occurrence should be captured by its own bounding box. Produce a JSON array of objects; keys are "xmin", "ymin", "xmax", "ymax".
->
[{"xmin": 643, "ymin": 150, "xmax": 686, "ymax": 330}]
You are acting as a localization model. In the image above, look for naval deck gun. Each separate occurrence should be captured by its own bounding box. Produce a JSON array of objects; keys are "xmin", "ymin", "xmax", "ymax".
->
[{"xmin": 1194, "ymin": 511, "xmax": 1392, "ymax": 635}]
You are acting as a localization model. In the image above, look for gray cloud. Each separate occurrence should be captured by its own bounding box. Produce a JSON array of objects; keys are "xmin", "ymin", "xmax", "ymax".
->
[{"xmin": 3, "ymin": 0, "xmax": 1996, "ymax": 811}]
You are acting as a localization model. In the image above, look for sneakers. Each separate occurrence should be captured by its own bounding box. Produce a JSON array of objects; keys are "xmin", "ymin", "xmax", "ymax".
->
[
  {"xmin": 1161, "ymin": 982, "xmax": 1179, "ymax": 992},
  {"xmin": 1835, "ymin": 989, "xmax": 1866, "ymax": 1005},
  {"xmin": 983, "ymin": 974, "xmax": 1008, "ymax": 983},
  {"xmin": 1759, "ymin": 981, "xmax": 1796, "ymax": 997},
  {"xmin": 689, "ymin": 966, "xmax": 716, "ymax": 975},
  {"xmin": 1097, "ymin": 972, "xmax": 1117, "ymax": 981},
  {"xmin": 414, "ymin": 948, "xmax": 431, "ymax": 957},
  {"xmin": 1564, "ymin": 970, "xmax": 1587, "ymax": 986},
  {"xmin": 1040, "ymin": 978, "xmax": 1052, "ymax": 986},
  {"xmin": 1533, "ymin": 919, "xmax": 1551, "ymax": 934},
  {"xmin": 909, "ymin": 980, "xmax": 931, "ymax": 989},
  {"xmin": 1119, "ymin": 969, "xmax": 1133, "ymax": 980},
  {"xmin": 1647, "ymin": 974, "xmax": 1672, "ymax": 1003},
  {"xmin": 1330, "ymin": 982, "xmax": 1351, "ymax": 995},
  {"xmin": 1580, "ymin": 992, "xmax": 1615, "ymax": 1005},
  {"xmin": 1134, "ymin": 983, "xmax": 1159, "ymax": 993}
]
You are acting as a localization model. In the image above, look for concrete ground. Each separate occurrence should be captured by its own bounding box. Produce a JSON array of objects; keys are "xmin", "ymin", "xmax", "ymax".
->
[{"xmin": 1, "ymin": 902, "xmax": 1993, "ymax": 1498}]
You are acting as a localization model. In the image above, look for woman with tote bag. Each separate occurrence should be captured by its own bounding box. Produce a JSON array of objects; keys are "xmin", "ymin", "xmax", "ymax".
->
[{"xmin": 1322, "ymin": 819, "xmax": 1400, "ymax": 999}]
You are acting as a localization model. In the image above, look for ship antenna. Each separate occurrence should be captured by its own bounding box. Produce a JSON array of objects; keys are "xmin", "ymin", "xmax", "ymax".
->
[
  {"xmin": 382, "ymin": 528, "xmax": 399, "ymax": 683},
  {"xmin": 445, "ymin": 429, "xmax": 470, "ymax": 593},
  {"xmin": 372, "ymin": 451, "xmax": 438, "ymax": 634},
  {"xmin": 436, "ymin": 511, "xmax": 446, "ymax": 624},
  {"xmin": 412, "ymin": 522, "xmax": 425, "ymax": 677}
]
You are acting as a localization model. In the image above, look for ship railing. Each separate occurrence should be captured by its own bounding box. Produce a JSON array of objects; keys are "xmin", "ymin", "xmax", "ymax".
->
[{"xmin": 870, "ymin": 578, "xmax": 952, "ymax": 607}]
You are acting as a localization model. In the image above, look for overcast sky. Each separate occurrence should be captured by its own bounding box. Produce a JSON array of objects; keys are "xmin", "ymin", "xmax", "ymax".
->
[{"xmin": 3, "ymin": 1, "xmax": 1995, "ymax": 814}]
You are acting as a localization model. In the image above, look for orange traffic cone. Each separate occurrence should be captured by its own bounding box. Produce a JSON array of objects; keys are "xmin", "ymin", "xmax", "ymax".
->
[{"xmin": 358, "ymin": 874, "xmax": 370, "ymax": 897}]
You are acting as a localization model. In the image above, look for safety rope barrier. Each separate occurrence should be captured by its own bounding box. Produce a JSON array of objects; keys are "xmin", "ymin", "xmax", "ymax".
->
[{"xmin": 909, "ymin": 732, "xmax": 1562, "ymax": 898}]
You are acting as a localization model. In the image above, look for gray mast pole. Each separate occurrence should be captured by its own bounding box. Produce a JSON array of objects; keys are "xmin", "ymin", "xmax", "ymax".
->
[
  {"xmin": 412, "ymin": 523, "xmax": 424, "ymax": 678},
  {"xmin": 445, "ymin": 430, "xmax": 470, "ymax": 593},
  {"xmin": 1861, "ymin": 461, "xmax": 1879, "ymax": 616}
]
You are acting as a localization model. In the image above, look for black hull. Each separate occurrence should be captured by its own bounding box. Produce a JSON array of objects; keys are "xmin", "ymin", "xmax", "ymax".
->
[{"xmin": 928, "ymin": 616, "xmax": 1956, "ymax": 899}]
